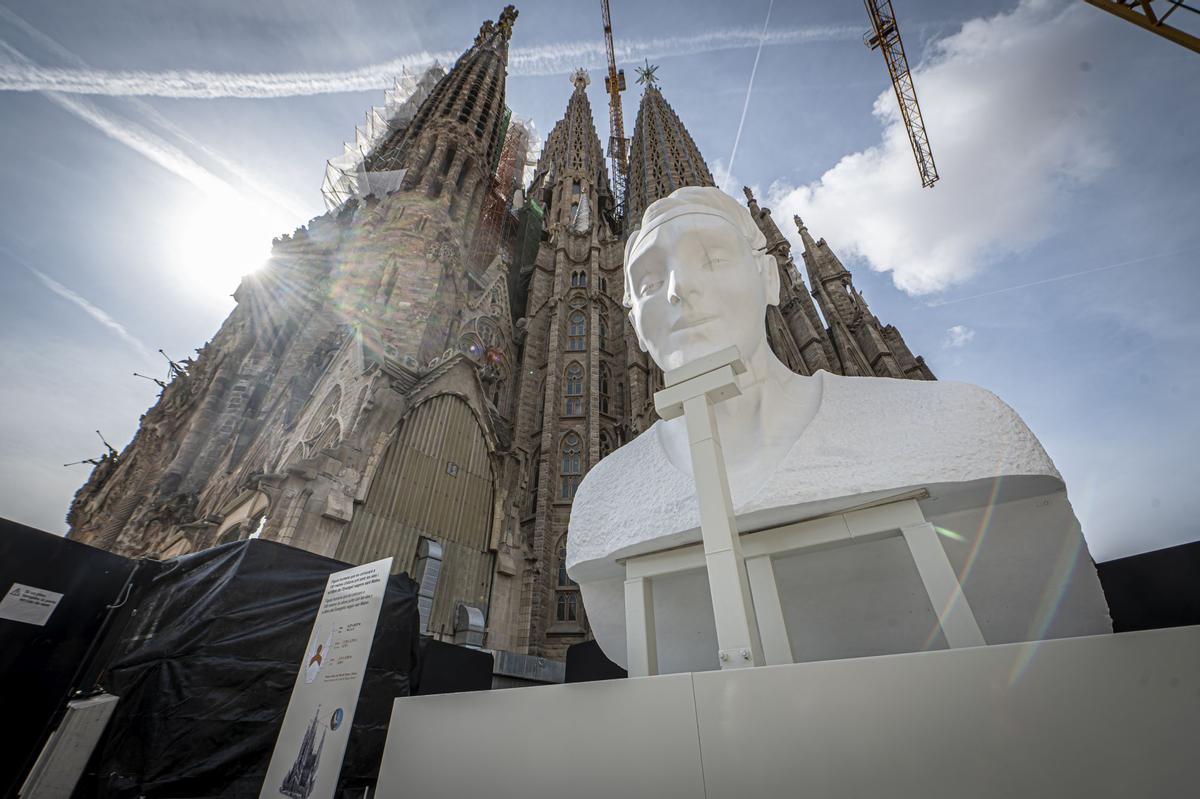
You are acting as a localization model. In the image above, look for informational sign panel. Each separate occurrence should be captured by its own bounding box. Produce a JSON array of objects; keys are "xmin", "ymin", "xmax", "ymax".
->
[
  {"xmin": 0, "ymin": 583, "xmax": 63, "ymax": 626},
  {"xmin": 260, "ymin": 558, "xmax": 392, "ymax": 799}
]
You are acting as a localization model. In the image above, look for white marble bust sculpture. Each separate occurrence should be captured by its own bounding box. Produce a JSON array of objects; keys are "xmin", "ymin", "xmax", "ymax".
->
[{"xmin": 566, "ymin": 187, "xmax": 1110, "ymax": 673}]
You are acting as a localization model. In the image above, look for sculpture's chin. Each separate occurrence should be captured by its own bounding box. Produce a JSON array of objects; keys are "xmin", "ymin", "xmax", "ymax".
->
[{"xmin": 655, "ymin": 351, "xmax": 689, "ymax": 372}]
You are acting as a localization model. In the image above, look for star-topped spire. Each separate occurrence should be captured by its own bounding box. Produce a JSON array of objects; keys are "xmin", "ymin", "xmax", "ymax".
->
[
  {"xmin": 623, "ymin": 69, "xmax": 713, "ymax": 229},
  {"xmin": 571, "ymin": 68, "xmax": 591, "ymax": 90},
  {"xmin": 634, "ymin": 59, "xmax": 659, "ymax": 87}
]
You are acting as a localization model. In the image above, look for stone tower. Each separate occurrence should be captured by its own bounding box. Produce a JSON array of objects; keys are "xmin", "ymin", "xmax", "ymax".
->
[
  {"xmin": 69, "ymin": 14, "xmax": 935, "ymax": 673},
  {"xmin": 507, "ymin": 69, "xmax": 628, "ymax": 658},
  {"xmin": 795, "ymin": 215, "xmax": 934, "ymax": 379},
  {"xmin": 620, "ymin": 73, "xmax": 720, "ymax": 431}
]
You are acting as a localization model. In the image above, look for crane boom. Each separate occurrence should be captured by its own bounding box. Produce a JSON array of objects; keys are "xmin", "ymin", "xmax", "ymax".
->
[
  {"xmin": 864, "ymin": 0, "xmax": 939, "ymax": 188},
  {"xmin": 601, "ymin": 0, "xmax": 628, "ymax": 218},
  {"xmin": 1083, "ymin": 1, "xmax": 1200, "ymax": 55}
]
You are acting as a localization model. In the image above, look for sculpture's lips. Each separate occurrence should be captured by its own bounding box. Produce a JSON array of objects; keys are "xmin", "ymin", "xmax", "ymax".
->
[{"xmin": 669, "ymin": 315, "xmax": 719, "ymax": 333}]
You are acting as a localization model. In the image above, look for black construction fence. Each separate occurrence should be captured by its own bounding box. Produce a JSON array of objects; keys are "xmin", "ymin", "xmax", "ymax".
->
[{"xmin": 1, "ymin": 518, "xmax": 493, "ymax": 799}]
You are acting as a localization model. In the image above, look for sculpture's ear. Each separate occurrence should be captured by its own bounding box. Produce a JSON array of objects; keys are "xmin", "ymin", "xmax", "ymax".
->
[
  {"xmin": 760, "ymin": 252, "xmax": 781, "ymax": 307},
  {"xmin": 628, "ymin": 309, "xmax": 648, "ymax": 353}
]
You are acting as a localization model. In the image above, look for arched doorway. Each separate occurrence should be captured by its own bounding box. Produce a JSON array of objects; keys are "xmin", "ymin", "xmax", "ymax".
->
[{"xmin": 337, "ymin": 394, "xmax": 495, "ymax": 637}]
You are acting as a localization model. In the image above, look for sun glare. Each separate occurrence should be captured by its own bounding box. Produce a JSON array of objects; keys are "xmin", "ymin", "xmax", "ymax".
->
[{"xmin": 172, "ymin": 194, "xmax": 287, "ymax": 300}]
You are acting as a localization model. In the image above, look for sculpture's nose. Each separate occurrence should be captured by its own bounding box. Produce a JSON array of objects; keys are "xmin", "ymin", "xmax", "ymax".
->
[{"xmin": 666, "ymin": 262, "xmax": 695, "ymax": 306}]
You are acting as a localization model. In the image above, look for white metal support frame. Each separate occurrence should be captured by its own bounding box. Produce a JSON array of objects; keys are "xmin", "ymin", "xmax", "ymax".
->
[
  {"xmin": 653, "ymin": 346, "xmax": 765, "ymax": 671},
  {"xmin": 626, "ymin": 345, "xmax": 985, "ymax": 677}
]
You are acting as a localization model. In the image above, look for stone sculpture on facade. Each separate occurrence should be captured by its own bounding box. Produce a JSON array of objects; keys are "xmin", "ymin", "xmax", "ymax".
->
[{"xmin": 567, "ymin": 187, "xmax": 1110, "ymax": 673}]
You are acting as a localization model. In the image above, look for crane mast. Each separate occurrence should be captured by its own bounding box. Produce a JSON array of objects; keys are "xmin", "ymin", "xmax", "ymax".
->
[
  {"xmin": 864, "ymin": 0, "xmax": 939, "ymax": 188},
  {"xmin": 601, "ymin": 0, "xmax": 629, "ymax": 218}
]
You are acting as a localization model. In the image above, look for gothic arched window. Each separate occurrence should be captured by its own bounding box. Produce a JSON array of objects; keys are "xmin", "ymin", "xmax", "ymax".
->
[
  {"xmin": 302, "ymin": 386, "xmax": 342, "ymax": 457},
  {"xmin": 599, "ymin": 364, "xmax": 611, "ymax": 415},
  {"xmin": 477, "ymin": 318, "xmax": 500, "ymax": 348},
  {"xmin": 598, "ymin": 311, "xmax": 609, "ymax": 352},
  {"xmin": 560, "ymin": 432, "xmax": 582, "ymax": 500},
  {"xmin": 567, "ymin": 311, "xmax": 586, "ymax": 351},
  {"xmin": 555, "ymin": 533, "xmax": 580, "ymax": 623},
  {"xmin": 563, "ymin": 362, "xmax": 584, "ymax": 416},
  {"xmin": 570, "ymin": 270, "xmax": 588, "ymax": 289},
  {"xmin": 599, "ymin": 429, "xmax": 615, "ymax": 459}
]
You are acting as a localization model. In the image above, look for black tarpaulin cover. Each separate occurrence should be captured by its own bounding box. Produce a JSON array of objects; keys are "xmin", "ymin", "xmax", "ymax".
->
[{"xmin": 80, "ymin": 539, "xmax": 419, "ymax": 799}]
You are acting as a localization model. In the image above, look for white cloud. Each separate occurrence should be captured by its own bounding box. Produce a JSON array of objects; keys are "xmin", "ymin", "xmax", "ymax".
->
[
  {"xmin": 943, "ymin": 325, "xmax": 975, "ymax": 348},
  {"xmin": 766, "ymin": 0, "xmax": 1114, "ymax": 296}
]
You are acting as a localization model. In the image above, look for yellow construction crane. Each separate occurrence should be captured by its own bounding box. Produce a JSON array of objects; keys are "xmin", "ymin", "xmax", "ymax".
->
[
  {"xmin": 1084, "ymin": 1, "xmax": 1200, "ymax": 54},
  {"xmin": 864, "ymin": 0, "xmax": 939, "ymax": 188},
  {"xmin": 600, "ymin": 0, "xmax": 629, "ymax": 218}
]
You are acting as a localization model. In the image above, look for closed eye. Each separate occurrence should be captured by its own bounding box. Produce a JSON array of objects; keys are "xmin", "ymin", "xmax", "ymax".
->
[{"xmin": 639, "ymin": 277, "xmax": 664, "ymax": 296}]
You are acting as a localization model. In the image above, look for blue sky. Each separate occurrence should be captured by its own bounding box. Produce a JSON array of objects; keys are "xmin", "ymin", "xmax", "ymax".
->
[{"xmin": 0, "ymin": 0, "xmax": 1196, "ymax": 562}]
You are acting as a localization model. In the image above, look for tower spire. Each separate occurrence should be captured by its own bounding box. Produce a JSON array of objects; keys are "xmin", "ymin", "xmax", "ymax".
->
[
  {"xmin": 529, "ymin": 69, "xmax": 611, "ymax": 233},
  {"xmin": 366, "ymin": 5, "xmax": 517, "ymax": 180},
  {"xmin": 624, "ymin": 69, "xmax": 713, "ymax": 230},
  {"xmin": 793, "ymin": 215, "xmax": 822, "ymax": 260}
]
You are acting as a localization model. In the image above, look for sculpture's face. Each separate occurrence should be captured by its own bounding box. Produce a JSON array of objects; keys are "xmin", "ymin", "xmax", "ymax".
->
[{"xmin": 627, "ymin": 213, "xmax": 774, "ymax": 372}]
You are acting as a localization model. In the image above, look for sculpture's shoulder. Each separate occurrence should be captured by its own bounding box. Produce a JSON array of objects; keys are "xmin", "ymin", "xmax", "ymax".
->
[
  {"xmin": 567, "ymin": 423, "xmax": 692, "ymax": 570},
  {"xmin": 812, "ymin": 372, "xmax": 1058, "ymax": 481}
]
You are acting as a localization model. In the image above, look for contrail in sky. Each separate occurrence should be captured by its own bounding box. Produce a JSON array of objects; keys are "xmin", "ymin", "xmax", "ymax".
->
[
  {"xmin": 0, "ymin": 24, "xmax": 861, "ymax": 99},
  {"xmin": 2, "ymin": 38, "xmax": 237, "ymax": 199},
  {"xmin": 923, "ymin": 248, "xmax": 1197, "ymax": 308},
  {"xmin": 0, "ymin": 7, "xmax": 311, "ymax": 219},
  {"xmin": 721, "ymin": 0, "xmax": 775, "ymax": 193},
  {"xmin": 18, "ymin": 259, "xmax": 154, "ymax": 361}
]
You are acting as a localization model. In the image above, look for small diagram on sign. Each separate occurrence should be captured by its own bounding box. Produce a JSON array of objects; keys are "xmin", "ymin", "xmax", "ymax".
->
[
  {"xmin": 278, "ymin": 707, "xmax": 324, "ymax": 799},
  {"xmin": 304, "ymin": 627, "xmax": 333, "ymax": 685}
]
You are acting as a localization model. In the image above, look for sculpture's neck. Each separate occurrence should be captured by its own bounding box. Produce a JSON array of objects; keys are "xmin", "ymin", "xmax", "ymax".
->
[{"xmin": 658, "ymin": 345, "xmax": 822, "ymax": 501}]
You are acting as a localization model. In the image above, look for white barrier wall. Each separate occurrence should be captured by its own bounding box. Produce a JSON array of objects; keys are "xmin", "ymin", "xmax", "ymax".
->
[{"xmin": 375, "ymin": 625, "xmax": 1200, "ymax": 799}]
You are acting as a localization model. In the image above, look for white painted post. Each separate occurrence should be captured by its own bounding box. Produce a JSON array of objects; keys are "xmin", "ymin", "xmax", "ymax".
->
[
  {"xmin": 745, "ymin": 554, "xmax": 792, "ymax": 666},
  {"xmin": 901, "ymin": 522, "xmax": 985, "ymax": 648},
  {"xmin": 655, "ymin": 346, "xmax": 764, "ymax": 669},
  {"xmin": 625, "ymin": 576, "xmax": 658, "ymax": 676}
]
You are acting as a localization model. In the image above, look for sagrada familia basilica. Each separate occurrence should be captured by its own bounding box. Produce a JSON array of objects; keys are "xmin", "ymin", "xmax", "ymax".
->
[{"xmin": 68, "ymin": 7, "xmax": 934, "ymax": 667}]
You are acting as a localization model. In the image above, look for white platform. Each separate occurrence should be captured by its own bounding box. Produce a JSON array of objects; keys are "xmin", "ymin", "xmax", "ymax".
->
[{"xmin": 374, "ymin": 625, "xmax": 1200, "ymax": 799}]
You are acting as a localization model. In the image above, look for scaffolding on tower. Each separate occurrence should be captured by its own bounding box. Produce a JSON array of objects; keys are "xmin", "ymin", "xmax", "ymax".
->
[
  {"xmin": 601, "ymin": 0, "xmax": 630, "ymax": 220},
  {"xmin": 864, "ymin": 0, "xmax": 939, "ymax": 188},
  {"xmin": 466, "ymin": 114, "xmax": 534, "ymax": 275},
  {"xmin": 320, "ymin": 63, "xmax": 446, "ymax": 211}
]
